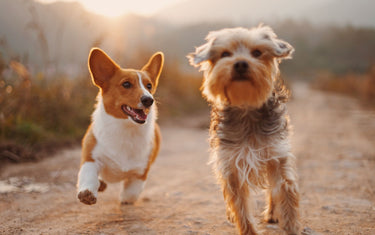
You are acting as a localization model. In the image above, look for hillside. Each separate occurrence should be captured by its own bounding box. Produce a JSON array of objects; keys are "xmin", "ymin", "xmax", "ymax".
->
[{"xmin": 0, "ymin": 0, "xmax": 156, "ymax": 74}]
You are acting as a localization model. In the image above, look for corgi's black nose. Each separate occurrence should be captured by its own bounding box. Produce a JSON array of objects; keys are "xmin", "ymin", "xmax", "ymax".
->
[
  {"xmin": 234, "ymin": 61, "xmax": 249, "ymax": 74},
  {"xmin": 141, "ymin": 96, "xmax": 154, "ymax": 108}
]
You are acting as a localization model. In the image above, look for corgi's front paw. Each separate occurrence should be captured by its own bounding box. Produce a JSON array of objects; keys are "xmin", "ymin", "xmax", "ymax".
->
[{"xmin": 78, "ymin": 189, "xmax": 97, "ymax": 205}]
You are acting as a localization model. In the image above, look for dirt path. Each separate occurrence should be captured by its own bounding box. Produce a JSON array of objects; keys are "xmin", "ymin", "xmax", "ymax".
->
[{"xmin": 1, "ymin": 83, "xmax": 374, "ymax": 235}]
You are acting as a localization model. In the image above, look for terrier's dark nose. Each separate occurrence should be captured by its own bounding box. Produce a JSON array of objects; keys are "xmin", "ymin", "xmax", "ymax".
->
[
  {"xmin": 141, "ymin": 96, "xmax": 154, "ymax": 108},
  {"xmin": 234, "ymin": 61, "xmax": 249, "ymax": 74}
]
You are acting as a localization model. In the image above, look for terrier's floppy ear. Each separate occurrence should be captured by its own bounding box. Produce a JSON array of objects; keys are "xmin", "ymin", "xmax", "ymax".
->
[
  {"xmin": 258, "ymin": 25, "xmax": 294, "ymax": 59},
  {"xmin": 187, "ymin": 34, "xmax": 216, "ymax": 67},
  {"xmin": 270, "ymin": 38, "xmax": 294, "ymax": 59},
  {"xmin": 88, "ymin": 48, "xmax": 120, "ymax": 88},
  {"xmin": 142, "ymin": 52, "xmax": 164, "ymax": 89}
]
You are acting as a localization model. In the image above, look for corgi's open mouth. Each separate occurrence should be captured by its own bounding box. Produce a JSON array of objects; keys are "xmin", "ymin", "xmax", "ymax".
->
[{"xmin": 121, "ymin": 105, "xmax": 147, "ymax": 124}]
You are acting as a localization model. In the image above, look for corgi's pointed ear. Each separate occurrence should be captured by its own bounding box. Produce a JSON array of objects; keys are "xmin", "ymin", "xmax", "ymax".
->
[
  {"xmin": 142, "ymin": 52, "xmax": 164, "ymax": 88},
  {"xmin": 88, "ymin": 48, "xmax": 120, "ymax": 88}
]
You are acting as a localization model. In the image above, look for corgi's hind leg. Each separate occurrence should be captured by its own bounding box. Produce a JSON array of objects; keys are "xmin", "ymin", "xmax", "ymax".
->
[
  {"xmin": 119, "ymin": 123, "xmax": 161, "ymax": 205},
  {"xmin": 120, "ymin": 178, "xmax": 145, "ymax": 205}
]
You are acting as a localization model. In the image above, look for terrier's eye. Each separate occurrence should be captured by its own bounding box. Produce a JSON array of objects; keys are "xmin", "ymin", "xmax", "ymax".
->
[
  {"xmin": 252, "ymin": 49, "xmax": 262, "ymax": 58},
  {"xmin": 146, "ymin": 83, "xmax": 152, "ymax": 90},
  {"xmin": 221, "ymin": 51, "xmax": 231, "ymax": 58},
  {"xmin": 122, "ymin": 81, "xmax": 132, "ymax": 89}
]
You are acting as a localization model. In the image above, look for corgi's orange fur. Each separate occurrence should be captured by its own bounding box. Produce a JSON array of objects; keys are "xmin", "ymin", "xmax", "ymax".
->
[{"xmin": 77, "ymin": 48, "xmax": 164, "ymax": 205}]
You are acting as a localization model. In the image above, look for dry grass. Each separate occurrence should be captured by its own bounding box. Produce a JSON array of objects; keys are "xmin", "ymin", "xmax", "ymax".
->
[
  {"xmin": 0, "ymin": 61, "xmax": 97, "ymax": 163},
  {"xmin": 312, "ymin": 65, "xmax": 375, "ymax": 107}
]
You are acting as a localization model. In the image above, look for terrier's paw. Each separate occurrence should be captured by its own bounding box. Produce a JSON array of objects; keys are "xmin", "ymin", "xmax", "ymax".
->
[
  {"xmin": 301, "ymin": 227, "xmax": 320, "ymax": 235},
  {"xmin": 265, "ymin": 213, "xmax": 278, "ymax": 224},
  {"xmin": 282, "ymin": 221, "xmax": 301, "ymax": 235},
  {"xmin": 226, "ymin": 208, "xmax": 235, "ymax": 223},
  {"xmin": 264, "ymin": 206, "xmax": 279, "ymax": 224},
  {"xmin": 78, "ymin": 189, "xmax": 97, "ymax": 205},
  {"xmin": 266, "ymin": 218, "xmax": 278, "ymax": 224}
]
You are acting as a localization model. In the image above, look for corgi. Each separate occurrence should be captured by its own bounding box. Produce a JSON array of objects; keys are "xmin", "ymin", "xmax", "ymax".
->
[{"xmin": 77, "ymin": 48, "xmax": 164, "ymax": 205}]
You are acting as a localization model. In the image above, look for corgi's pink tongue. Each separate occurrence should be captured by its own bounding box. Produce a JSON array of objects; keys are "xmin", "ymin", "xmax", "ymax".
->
[
  {"xmin": 133, "ymin": 109, "xmax": 147, "ymax": 120},
  {"xmin": 122, "ymin": 105, "xmax": 147, "ymax": 124}
]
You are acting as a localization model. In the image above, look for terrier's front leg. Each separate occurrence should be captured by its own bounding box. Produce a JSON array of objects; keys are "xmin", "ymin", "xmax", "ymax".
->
[
  {"xmin": 268, "ymin": 157, "xmax": 301, "ymax": 235},
  {"xmin": 77, "ymin": 161, "xmax": 100, "ymax": 205},
  {"xmin": 120, "ymin": 178, "xmax": 145, "ymax": 205},
  {"xmin": 221, "ymin": 172, "xmax": 258, "ymax": 235}
]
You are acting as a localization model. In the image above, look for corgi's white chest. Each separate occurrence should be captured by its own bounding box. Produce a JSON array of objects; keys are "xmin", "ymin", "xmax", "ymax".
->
[{"xmin": 91, "ymin": 98, "xmax": 155, "ymax": 179}]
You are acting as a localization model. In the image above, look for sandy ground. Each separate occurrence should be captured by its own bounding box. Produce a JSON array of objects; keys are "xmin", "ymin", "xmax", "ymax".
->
[{"xmin": 0, "ymin": 83, "xmax": 374, "ymax": 235}]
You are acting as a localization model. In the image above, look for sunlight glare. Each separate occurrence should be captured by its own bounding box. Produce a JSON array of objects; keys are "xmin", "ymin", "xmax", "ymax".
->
[
  {"xmin": 37, "ymin": 0, "xmax": 183, "ymax": 18},
  {"xmin": 79, "ymin": 0, "xmax": 135, "ymax": 18}
]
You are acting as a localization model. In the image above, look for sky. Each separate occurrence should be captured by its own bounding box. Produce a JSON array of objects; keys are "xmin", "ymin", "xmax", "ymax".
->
[{"xmin": 37, "ymin": 0, "xmax": 185, "ymax": 17}]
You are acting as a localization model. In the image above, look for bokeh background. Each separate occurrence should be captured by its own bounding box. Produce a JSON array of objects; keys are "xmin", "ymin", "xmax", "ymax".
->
[{"xmin": 1, "ymin": 0, "xmax": 374, "ymax": 162}]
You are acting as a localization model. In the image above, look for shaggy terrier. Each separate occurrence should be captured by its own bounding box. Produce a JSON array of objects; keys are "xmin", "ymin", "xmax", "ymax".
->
[{"xmin": 188, "ymin": 25, "xmax": 301, "ymax": 235}]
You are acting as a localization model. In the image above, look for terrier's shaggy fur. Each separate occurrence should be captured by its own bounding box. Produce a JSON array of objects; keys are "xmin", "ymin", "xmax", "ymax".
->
[{"xmin": 188, "ymin": 25, "xmax": 301, "ymax": 235}]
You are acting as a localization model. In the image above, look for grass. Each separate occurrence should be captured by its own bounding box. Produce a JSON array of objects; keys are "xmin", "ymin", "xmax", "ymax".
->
[
  {"xmin": 0, "ymin": 61, "xmax": 97, "ymax": 163},
  {"xmin": 312, "ymin": 66, "xmax": 375, "ymax": 107}
]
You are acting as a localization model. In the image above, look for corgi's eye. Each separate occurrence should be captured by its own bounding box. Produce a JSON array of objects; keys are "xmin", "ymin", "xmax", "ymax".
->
[
  {"xmin": 146, "ymin": 83, "xmax": 152, "ymax": 90},
  {"xmin": 122, "ymin": 81, "xmax": 132, "ymax": 89},
  {"xmin": 252, "ymin": 49, "xmax": 262, "ymax": 58},
  {"xmin": 221, "ymin": 51, "xmax": 231, "ymax": 58}
]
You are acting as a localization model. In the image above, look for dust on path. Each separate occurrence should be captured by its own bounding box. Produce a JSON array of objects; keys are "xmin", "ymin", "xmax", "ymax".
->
[{"xmin": 1, "ymin": 83, "xmax": 374, "ymax": 235}]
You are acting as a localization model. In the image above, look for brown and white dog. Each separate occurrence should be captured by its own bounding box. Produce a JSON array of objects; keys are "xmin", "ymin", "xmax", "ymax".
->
[
  {"xmin": 188, "ymin": 25, "xmax": 301, "ymax": 234},
  {"xmin": 77, "ymin": 48, "xmax": 163, "ymax": 205}
]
